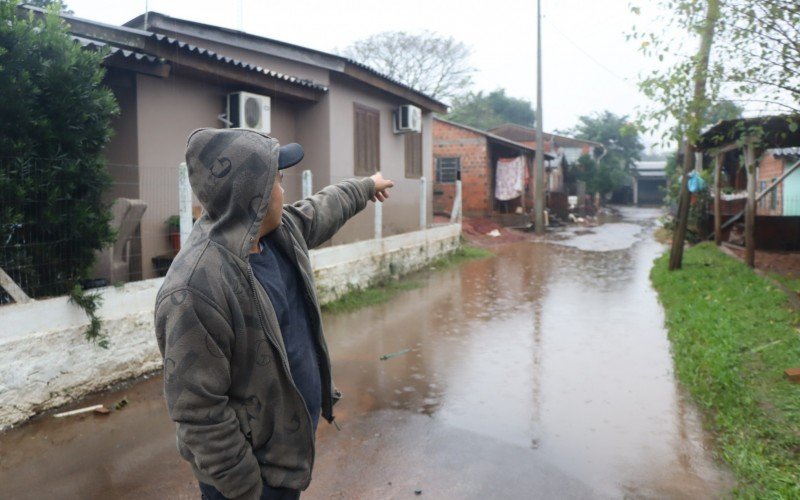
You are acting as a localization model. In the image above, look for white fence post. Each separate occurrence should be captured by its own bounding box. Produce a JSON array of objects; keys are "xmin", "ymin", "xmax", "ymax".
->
[
  {"xmin": 450, "ymin": 179, "xmax": 462, "ymax": 224},
  {"xmin": 420, "ymin": 176, "xmax": 427, "ymax": 230},
  {"xmin": 302, "ymin": 170, "xmax": 312, "ymax": 199},
  {"xmin": 178, "ymin": 162, "xmax": 192, "ymax": 247},
  {"xmin": 374, "ymin": 201, "xmax": 383, "ymax": 239}
]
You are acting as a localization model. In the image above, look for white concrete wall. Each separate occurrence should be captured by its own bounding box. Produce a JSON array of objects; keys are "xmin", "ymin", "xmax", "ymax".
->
[
  {"xmin": 0, "ymin": 224, "xmax": 460, "ymax": 430},
  {"xmin": 312, "ymin": 223, "xmax": 461, "ymax": 303}
]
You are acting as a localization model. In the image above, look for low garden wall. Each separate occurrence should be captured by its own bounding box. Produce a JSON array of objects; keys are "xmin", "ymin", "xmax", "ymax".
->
[{"xmin": 0, "ymin": 224, "xmax": 461, "ymax": 430}]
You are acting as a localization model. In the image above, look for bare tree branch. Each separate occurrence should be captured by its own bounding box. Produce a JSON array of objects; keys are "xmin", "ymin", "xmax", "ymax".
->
[{"xmin": 338, "ymin": 31, "xmax": 474, "ymax": 101}]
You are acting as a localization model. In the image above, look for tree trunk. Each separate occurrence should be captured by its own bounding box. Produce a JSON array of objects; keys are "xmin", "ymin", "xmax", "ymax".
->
[
  {"xmin": 668, "ymin": 0, "xmax": 720, "ymax": 270},
  {"xmin": 714, "ymin": 153, "xmax": 722, "ymax": 245}
]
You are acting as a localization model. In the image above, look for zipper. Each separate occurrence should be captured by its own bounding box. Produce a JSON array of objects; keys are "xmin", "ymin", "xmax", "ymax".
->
[
  {"xmin": 275, "ymin": 229, "xmax": 336, "ymax": 422},
  {"xmin": 303, "ymin": 287, "xmax": 334, "ymax": 422},
  {"xmin": 246, "ymin": 264, "xmax": 316, "ymax": 483}
]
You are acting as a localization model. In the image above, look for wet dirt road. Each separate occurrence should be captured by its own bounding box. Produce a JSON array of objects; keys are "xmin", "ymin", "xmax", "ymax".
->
[{"xmin": 0, "ymin": 207, "xmax": 733, "ymax": 499}]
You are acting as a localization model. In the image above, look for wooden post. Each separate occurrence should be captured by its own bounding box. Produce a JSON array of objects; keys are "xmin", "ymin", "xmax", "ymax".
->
[
  {"xmin": 714, "ymin": 153, "xmax": 723, "ymax": 245},
  {"xmin": 745, "ymin": 144, "xmax": 756, "ymax": 268}
]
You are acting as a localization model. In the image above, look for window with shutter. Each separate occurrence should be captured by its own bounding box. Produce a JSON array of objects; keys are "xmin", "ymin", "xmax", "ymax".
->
[
  {"xmin": 436, "ymin": 157, "xmax": 460, "ymax": 183},
  {"xmin": 354, "ymin": 103, "xmax": 380, "ymax": 176},
  {"xmin": 405, "ymin": 130, "xmax": 422, "ymax": 178}
]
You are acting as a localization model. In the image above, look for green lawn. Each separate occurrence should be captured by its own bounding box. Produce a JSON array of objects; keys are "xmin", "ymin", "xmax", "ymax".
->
[
  {"xmin": 322, "ymin": 244, "xmax": 492, "ymax": 313},
  {"xmin": 651, "ymin": 243, "xmax": 800, "ymax": 498}
]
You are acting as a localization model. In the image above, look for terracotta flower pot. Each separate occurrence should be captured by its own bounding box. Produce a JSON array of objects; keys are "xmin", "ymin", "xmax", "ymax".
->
[{"xmin": 168, "ymin": 226, "xmax": 181, "ymax": 252}]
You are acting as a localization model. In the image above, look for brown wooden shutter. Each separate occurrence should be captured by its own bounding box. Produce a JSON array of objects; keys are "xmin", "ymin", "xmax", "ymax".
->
[
  {"xmin": 354, "ymin": 103, "xmax": 380, "ymax": 176},
  {"xmin": 405, "ymin": 131, "xmax": 422, "ymax": 178}
]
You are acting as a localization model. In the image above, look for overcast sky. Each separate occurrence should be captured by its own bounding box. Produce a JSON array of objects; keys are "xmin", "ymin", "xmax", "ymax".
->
[{"xmin": 63, "ymin": 0, "xmax": 671, "ymax": 149}]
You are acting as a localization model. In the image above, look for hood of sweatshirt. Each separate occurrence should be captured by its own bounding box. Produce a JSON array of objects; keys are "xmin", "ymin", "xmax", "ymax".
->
[{"xmin": 185, "ymin": 128, "xmax": 278, "ymax": 261}]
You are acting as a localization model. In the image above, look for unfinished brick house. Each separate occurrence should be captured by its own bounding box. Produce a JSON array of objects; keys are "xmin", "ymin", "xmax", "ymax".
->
[
  {"xmin": 432, "ymin": 118, "xmax": 549, "ymax": 217},
  {"xmin": 757, "ymin": 148, "xmax": 800, "ymax": 216}
]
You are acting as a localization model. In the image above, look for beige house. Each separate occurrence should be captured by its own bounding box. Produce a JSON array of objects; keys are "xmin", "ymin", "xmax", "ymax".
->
[{"xmin": 30, "ymin": 6, "xmax": 445, "ymax": 279}]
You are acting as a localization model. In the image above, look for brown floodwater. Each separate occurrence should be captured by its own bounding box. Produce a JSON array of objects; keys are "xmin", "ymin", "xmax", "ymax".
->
[{"xmin": 0, "ymin": 207, "xmax": 733, "ymax": 499}]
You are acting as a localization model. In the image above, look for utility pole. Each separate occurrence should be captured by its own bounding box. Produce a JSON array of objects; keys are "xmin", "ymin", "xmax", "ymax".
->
[{"xmin": 534, "ymin": 0, "xmax": 545, "ymax": 234}]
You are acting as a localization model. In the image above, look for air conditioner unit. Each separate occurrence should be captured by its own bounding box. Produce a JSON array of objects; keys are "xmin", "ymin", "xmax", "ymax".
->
[
  {"xmin": 227, "ymin": 91, "xmax": 271, "ymax": 133},
  {"xmin": 393, "ymin": 104, "xmax": 422, "ymax": 134}
]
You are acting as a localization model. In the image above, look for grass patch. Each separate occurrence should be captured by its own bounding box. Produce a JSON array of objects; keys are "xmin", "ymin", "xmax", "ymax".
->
[
  {"xmin": 653, "ymin": 227, "xmax": 672, "ymax": 245},
  {"xmin": 429, "ymin": 244, "xmax": 493, "ymax": 269},
  {"xmin": 322, "ymin": 245, "xmax": 492, "ymax": 313},
  {"xmin": 322, "ymin": 278, "xmax": 424, "ymax": 313},
  {"xmin": 650, "ymin": 242, "xmax": 800, "ymax": 497}
]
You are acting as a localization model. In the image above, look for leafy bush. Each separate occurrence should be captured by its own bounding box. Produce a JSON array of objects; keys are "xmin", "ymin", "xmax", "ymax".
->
[{"xmin": 0, "ymin": 1, "xmax": 118, "ymax": 301}]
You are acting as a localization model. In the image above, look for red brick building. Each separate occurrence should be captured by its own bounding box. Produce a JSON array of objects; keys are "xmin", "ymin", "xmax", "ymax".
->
[{"xmin": 432, "ymin": 118, "xmax": 548, "ymax": 217}]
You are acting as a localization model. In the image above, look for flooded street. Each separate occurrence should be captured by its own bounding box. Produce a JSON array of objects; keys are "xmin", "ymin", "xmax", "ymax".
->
[{"xmin": 0, "ymin": 207, "xmax": 733, "ymax": 499}]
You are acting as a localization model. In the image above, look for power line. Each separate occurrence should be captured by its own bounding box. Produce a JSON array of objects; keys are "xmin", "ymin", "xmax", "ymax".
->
[{"xmin": 542, "ymin": 14, "xmax": 637, "ymax": 89}]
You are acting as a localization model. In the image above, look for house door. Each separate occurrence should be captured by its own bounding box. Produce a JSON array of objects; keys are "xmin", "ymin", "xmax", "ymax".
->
[{"xmin": 783, "ymin": 167, "xmax": 800, "ymax": 216}]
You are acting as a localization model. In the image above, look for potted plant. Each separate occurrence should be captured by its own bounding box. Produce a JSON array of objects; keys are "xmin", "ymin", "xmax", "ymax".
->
[{"xmin": 166, "ymin": 215, "xmax": 181, "ymax": 252}]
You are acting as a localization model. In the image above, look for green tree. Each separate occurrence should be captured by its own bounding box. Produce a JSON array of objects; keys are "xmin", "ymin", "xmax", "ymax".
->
[
  {"xmin": 569, "ymin": 111, "xmax": 644, "ymax": 197},
  {"xmin": 447, "ymin": 89, "xmax": 535, "ymax": 130},
  {"xmin": 0, "ymin": 2, "xmax": 118, "ymax": 305},
  {"xmin": 632, "ymin": 0, "xmax": 799, "ymax": 143},
  {"xmin": 22, "ymin": 0, "xmax": 73, "ymax": 14},
  {"xmin": 340, "ymin": 31, "xmax": 473, "ymax": 101}
]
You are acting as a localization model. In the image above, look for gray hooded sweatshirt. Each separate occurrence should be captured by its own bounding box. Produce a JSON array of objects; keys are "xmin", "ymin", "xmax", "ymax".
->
[{"xmin": 154, "ymin": 128, "xmax": 374, "ymax": 499}]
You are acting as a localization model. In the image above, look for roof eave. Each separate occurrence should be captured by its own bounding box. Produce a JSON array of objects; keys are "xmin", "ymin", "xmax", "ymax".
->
[
  {"xmin": 435, "ymin": 117, "xmax": 554, "ymax": 159},
  {"xmin": 20, "ymin": 6, "xmax": 326, "ymax": 102},
  {"xmin": 342, "ymin": 63, "xmax": 447, "ymax": 113},
  {"xmin": 126, "ymin": 11, "xmax": 446, "ymax": 112}
]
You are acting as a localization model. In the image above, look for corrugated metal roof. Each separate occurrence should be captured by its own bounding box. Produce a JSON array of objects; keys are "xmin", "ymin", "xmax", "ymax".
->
[
  {"xmin": 768, "ymin": 147, "xmax": 800, "ymax": 158},
  {"xmin": 72, "ymin": 35, "xmax": 160, "ymax": 63},
  {"xmin": 697, "ymin": 114, "xmax": 800, "ymax": 150},
  {"xmin": 123, "ymin": 11, "xmax": 445, "ymax": 110},
  {"xmin": 148, "ymin": 33, "xmax": 327, "ymax": 91},
  {"xmin": 22, "ymin": 5, "xmax": 328, "ymax": 94}
]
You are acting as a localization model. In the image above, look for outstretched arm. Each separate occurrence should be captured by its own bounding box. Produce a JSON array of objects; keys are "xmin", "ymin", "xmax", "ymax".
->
[{"xmin": 283, "ymin": 173, "xmax": 394, "ymax": 249}]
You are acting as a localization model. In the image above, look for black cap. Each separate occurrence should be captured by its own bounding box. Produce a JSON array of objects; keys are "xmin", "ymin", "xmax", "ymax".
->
[{"xmin": 278, "ymin": 143, "xmax": 304, "ymax": 170}]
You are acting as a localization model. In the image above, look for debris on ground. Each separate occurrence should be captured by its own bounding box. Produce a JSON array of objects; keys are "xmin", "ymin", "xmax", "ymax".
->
[
  {"xmin": 414, "ymin": 489, "xmax": 422, "ymax": 495},
  {"xmin": 459, "ymin": 217, "xmax": 525, "ymax": 246},
  {"xmin": 784, "ymin": 368, "xmax": 800, "ymax": 382},
  {"xmin": 379, "ymin": 348, "xmax": 411, "ymax": 361},
  {"xmin": 53, "ymin": 397, "xmax": 129, "ymax": 419},
  {"xmin": 53, "ymin": 405, "xmax": 105, "ymax": 418}
]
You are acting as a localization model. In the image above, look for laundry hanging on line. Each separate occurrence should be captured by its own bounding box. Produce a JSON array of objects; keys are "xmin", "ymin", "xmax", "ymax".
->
[{"xmin": 495, "ymin": 156, "xmax": 526, "ymax": 201}]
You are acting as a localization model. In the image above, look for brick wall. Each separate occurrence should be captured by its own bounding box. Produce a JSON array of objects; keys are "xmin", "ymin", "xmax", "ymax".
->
[
  {"xmin": 432, "ymin": 120, "xmax": 491, "ymax": 216},
  {"xmin": 757, "ymin": 153, "xmax": 783, "ymax": 215}
]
